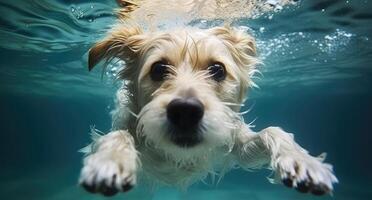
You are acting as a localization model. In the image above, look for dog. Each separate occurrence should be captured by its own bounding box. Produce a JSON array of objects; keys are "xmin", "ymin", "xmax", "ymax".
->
[{"xmin": 78, "ymin": 24, "xmax": 338, "ymax": 197}]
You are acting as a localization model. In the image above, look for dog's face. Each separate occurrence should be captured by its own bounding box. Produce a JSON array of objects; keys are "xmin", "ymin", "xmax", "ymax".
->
[{"xmin": 89, "ymin": 25, "xmax": 258, "ymax": 161}]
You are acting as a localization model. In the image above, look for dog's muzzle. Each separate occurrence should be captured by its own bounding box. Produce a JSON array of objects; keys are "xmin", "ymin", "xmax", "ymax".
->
[{"xmin": 166, "ymin": 97, "xmax": 204, "ymax": 147}]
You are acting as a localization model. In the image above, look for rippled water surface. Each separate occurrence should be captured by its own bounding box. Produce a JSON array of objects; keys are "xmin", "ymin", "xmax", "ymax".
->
[{"xmin": 1, "ymin": 0, "xmax": 372, "ymax": 200}]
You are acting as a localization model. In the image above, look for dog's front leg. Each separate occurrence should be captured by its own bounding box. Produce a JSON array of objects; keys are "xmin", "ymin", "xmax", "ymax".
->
[
  {"xmin": 234, "ymin": 126, "xmax": 338, "ymax": 195},
  {"xmin": 79, "ymin": 130, "xmax": 138, "ymax": 196}
]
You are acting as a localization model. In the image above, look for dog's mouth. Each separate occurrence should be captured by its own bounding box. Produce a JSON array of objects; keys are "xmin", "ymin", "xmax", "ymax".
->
[{"xmin": 168, "ymin": 127, "xmax": 203, "ymax": 147}]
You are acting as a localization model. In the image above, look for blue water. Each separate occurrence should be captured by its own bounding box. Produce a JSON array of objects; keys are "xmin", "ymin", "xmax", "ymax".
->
[{"xmin": 1, "ymin": 0, "xmax": 372, "ymax": 200}]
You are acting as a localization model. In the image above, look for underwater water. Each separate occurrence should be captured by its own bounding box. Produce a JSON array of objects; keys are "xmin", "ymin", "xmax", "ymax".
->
[{"xmin": 1, "ymin": 0, "xmax": 372, "ymax": 199}]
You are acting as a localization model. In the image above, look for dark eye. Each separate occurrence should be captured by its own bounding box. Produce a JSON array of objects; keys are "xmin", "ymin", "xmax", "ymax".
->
[
  {"xmin": 207, "ymin": 62, "xmax": 226, "ymax": 81},
  {"xmin": 150, "ymin": 61, "xmax": 170, "ymax": 81}
]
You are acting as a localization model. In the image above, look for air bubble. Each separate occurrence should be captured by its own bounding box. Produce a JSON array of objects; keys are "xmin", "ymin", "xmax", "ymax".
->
[
  {"xmin": 274, "ymin": 5, "xmax": 283, "ymax": 12},
  {"xmin": 70, "ymin": 5, "xmax": 84, "ymax": 20}
]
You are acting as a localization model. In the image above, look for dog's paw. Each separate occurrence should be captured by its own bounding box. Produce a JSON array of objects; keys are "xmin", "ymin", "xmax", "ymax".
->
[
  {"xmin": 79, "ymin": 152, "xmax": 137, "ymax": 196},
  {"xmin": 275, "ymin": 153, "xmax": 338, "ymax": 195}
]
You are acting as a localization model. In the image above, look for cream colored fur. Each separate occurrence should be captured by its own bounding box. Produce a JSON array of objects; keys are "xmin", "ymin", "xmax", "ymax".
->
[{"xmin": 79, "ymin": 24, "xmax": 338, "ymax": 196}]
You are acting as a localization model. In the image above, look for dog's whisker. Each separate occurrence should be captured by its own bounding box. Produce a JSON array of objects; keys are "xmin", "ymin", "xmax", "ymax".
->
[
  {"xmin": 221, "ymin": 101, "xmax": 245, "ymax": 107},
  {"xmin": 247, "ymin": 117, "xmax": 257, "ymax": 128},
  {"xmin": 238, "ymin": 110, "xmax": 250, "ymax": 116},
  {"xmin": 128, "ymin": 109, "xmax": 139, "ymax": 119},
  {"xmin": 151, "ymin": 87, "xmax": 164, "ymax": 97},
  {"xmin": 237, "ymin": 102, "xmax": 256, "ymax": 116}
]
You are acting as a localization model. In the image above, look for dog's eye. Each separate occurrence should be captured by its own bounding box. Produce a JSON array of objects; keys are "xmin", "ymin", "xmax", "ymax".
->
[
  {"xmin": 207, "ymin": 62, "xmax": 226, "ymax": 82},
  {"xmin": 150, "ymin": 61, "xmax": 170, "ymax": 81}
]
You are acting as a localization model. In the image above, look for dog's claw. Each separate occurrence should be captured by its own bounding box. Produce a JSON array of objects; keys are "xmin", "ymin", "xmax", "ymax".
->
[
  {"xmin": 296, "ymin": 181, "xmax": 310, "ymax": 193},
  {"xmin": 101, "ymin": 186, "xmax": 118, "ymax": 197},
  {"xmin": 80, "ymin": 173, "xmax": 136, "ymax": 196},
  {"xmin": 311, "ymin": 183, "xmax": 329, "ymax": 196},
  {"xmin": 80, "ymin": 174, "xmax": 134, "ymax": 196},
  {"xmin": 122, "ymin": 183, "xmax": 134, "ymax": 192},
  {"xmin": 282, "ymin": 178, "xmax": 293, "ymax": 188}
]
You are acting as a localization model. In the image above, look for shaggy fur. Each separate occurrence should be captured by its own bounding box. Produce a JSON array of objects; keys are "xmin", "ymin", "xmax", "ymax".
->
[{"xmin": 79, "ymin": 24, "xmax": 338, "ymax": 196}]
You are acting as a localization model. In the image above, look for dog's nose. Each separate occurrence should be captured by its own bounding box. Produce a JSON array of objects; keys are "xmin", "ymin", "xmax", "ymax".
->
[{"xmin": 167, "ymin": 97, "xmax": 204, "ymax": 129}]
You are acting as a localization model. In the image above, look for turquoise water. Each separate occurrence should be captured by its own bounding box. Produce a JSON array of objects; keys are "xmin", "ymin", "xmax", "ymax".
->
[{"xmin": 1, "ymin": 0, "xmax": 372, "ymax": 199}]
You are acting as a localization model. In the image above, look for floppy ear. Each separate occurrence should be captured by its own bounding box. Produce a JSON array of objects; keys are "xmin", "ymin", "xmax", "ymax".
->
[
  {"xmin": 88, "ymin": 26, "xmax": 145, "ymax": 71},
  {"xmin": 210, "ymin": 26, "xmax": 259, "ymax": 102},
  {"xmin": 209, "ymin": 26, "xmax": 257, "ymax": 60}
]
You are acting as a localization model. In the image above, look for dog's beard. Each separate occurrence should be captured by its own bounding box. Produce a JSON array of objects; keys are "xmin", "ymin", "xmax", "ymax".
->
[{"xmin": 136, "ymin": 97, "xmax": 241, "ymax": 165}]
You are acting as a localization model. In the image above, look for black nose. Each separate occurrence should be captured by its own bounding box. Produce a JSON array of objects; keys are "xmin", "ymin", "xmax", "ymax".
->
[{"xmin": 167, "ymin": 97, "xmax": 204, "ymax": 129}]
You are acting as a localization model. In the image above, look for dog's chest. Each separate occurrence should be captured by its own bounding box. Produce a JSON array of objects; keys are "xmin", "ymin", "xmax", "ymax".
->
[{"xmin": 137, "ymin": 146, "xmax": 234, "ymax": 185}]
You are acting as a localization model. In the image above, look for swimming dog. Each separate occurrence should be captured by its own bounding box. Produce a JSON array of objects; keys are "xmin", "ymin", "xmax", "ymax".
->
[{"xmin": 79, "ymin": 25, "xmax": 338, "ymax": 196}]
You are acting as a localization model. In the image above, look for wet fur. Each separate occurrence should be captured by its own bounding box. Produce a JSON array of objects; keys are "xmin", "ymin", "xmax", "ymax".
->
[{"xmin": 79, "ymin": 24, "xmax": 338, "ymax": 196}]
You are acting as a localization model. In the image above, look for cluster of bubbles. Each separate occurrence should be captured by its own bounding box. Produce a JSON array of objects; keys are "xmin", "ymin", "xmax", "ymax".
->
[
  {"xmin": 255, "ymin": 31, "xmax": 296, "ymax": 60},
  {"xmin": 315, "ymin": 29, "xmax": 354, "ymax": 54},
  {"xmin": 70, "ymin": 6, "xmax": 85, "ymax": 19},
  {"xmin": 106, "ymin": 60, "xmax": 123, "ymax": 79},
  {"xmin": 253, "ymin": 28, "xmax": 355, "ymax": 63},
  {"xmin": 70, "ymin": 4, "xmax": 96, "ymax": 23}
]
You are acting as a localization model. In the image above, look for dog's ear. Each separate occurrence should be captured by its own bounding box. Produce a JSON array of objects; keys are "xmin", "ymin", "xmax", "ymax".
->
[
  {"xmin": 88, "ymin": 26, "xmax": 145, "ymax": 71},
  {"xmin": 209, "ymin": 26, "xmax": 257, "ymax": 59},
  {"xmin": 210, "ymin": 26, "xmax": 259, "ymax": 102}
]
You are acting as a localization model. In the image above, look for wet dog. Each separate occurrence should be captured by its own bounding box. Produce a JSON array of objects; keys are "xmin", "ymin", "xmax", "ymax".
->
[{"xmin": 79, "ymin": 25, "xmax": 338, "ymax": 196}]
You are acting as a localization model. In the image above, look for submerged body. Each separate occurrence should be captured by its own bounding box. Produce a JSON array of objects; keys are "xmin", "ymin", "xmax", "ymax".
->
[{"xmin": 79, "ymin": 26, "xmax": 338, "ymax": 196}]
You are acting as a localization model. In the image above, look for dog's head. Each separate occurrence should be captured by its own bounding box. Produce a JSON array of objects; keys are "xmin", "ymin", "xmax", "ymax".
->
[{"xmin": 89, "ymin": 25, "xmax": 258, "ymax": 161}]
